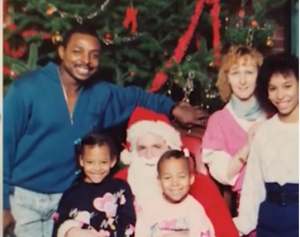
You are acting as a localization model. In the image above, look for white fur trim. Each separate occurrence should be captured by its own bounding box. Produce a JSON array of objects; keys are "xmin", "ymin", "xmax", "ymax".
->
[
  {"xmin": 120, "ymin": 149, "xmax": 133, "ymax": 165},
  {"xmin": 127, "ymin": 120, "xmax": 182, "ymax": 149},
  {"xmin": 57, "ymin": 219, "xmax": 82, "ymax": 237}
]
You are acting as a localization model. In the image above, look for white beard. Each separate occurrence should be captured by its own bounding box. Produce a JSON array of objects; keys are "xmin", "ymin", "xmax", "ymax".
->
[{"xmin": 127, "ymin": 152, "xmax": 162, "ymax": 208}]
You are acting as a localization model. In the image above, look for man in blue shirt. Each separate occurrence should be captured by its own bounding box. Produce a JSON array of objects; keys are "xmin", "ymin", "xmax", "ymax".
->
[{"xmin": 3, "ymin": 23, "xmax": 205, "ymax": 237}]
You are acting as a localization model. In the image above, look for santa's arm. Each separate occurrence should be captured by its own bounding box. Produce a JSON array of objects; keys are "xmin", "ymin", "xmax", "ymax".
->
[{"xmin": 189, "ymin": 174, "xmax": 239, "ymax": 237}]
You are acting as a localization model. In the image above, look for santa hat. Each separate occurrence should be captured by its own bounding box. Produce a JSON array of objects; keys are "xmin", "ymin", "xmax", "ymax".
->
[{"xmin": 120, "ymin": 107, "xmax": 182, "ymax": 165}]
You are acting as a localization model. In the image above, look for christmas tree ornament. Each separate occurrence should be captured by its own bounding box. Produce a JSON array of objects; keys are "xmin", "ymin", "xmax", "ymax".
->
[
  {"xmin": 46, "ymin": 5, "xmax": 56, "ymax": 16},
  {"xmin": 238, "ymin": 10, "xmax": 245, "ymax": 17},
  {"xmin": 251, "ymin": 20, "xmax": 257, "ymax": 26},
  {"xmin": 130, "ymin": 71, "xmax": 135, "ymax": 77},
  {"xmin": 52, "ymin": 32, "xmax": 63, "ymax": 45},
  {"xmin": 266, "ymin": 36, "xmax": 273, "ymax": 47},
  {"xmin": 236, "ymin": 0, "xmax": 248, "ymax": 29},
  {"xmin": 177, "ymin": 71, "xmax": 183, "ymax": 77},
  {"xmin": 246, "ymin": 28, "xmax": 254, "ymax": 46},
  {"xmin": 209, "ymin": 62, "xmax": 214, "ymax": 67},
  {"xmin": 104, "ymin": 32, "xmax": 114, "ymax": 41},
  {"xmin": 181, "ymin": 71, "xmax": 195, "ymax": 105},
  {"xmin": 3, "ymin": 66, "xmax": 19, "ymax": 78},
  {"xmin": 102, "ymin": 32, "xmax": 114, "ymax": 45},
  {"xmin": 10, "ymin": 70, "xmax": 16, "ymax": 77},
  {"xmin": 123, "ymin": 7, "xmax": 138, "ymax": 34}
]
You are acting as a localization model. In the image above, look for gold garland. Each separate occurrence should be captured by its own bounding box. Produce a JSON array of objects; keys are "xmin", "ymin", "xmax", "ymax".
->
[{"xmin": 45, "ymin": 0, "xmax": 111, "ymax": 23}]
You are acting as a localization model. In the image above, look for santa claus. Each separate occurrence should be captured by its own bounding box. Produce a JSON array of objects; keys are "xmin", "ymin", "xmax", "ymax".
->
[{"xmin": 115, "ymin": 107, "xmax": 239, "ymax": 237}]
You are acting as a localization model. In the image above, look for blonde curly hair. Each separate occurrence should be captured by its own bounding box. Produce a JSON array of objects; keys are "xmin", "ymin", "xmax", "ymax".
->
[{"xmin": 216, "ymin": 45, "xmax": 263, "ymax": 102}]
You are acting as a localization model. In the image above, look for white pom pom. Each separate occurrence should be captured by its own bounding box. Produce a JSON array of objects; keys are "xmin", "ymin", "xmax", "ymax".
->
[
  {"xmin": 120, "ymin": 149, "xmax": 132, "ymax": 165},
  {"xmin": 57, "ymin": 220, "xmax": 82, "ymax": 237}
]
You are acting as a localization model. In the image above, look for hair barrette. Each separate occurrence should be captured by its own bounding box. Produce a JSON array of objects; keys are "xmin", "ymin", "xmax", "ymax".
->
[
  {"xmin": 74, "ymin": 138, "xmax": 82, "ymax": 145},
  {"xmin": 183, "ymin": 148, "xmax": 190, "ymax": 158},
  {"xmin": 75, "ymin": 169, "xmax": 81, "ymax": 175}
]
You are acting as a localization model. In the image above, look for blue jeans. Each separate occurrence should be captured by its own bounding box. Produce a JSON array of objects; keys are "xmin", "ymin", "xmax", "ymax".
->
[{"xmin": 9, "ymin": 187, "xmax": 62, "ymax": 237}]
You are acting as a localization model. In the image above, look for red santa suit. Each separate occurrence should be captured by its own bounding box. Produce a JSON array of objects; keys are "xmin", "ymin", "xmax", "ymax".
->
[{"xmin": 115, "ymin": 107, "xmax": 239, "ymax": 237}]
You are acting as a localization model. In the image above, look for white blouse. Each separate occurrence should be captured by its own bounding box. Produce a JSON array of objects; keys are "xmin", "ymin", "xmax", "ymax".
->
[
  {"xmin": 202, "ymin": 103, "xmax": 265, "ymax": 186},
  {"xmin": 233, "ymin": 114, "xmax": 299, "ymax": 235}
]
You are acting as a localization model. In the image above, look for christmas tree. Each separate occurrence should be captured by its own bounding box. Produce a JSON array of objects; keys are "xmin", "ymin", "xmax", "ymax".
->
[{"xmin": 3, "ymin": 0, "xmax": 286, "ymax": 113}]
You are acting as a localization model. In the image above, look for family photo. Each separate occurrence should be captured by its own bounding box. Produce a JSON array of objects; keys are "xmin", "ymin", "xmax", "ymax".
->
[{"xmin": 2, "ymin": 0, "xmax": 299, "ymax": 237}]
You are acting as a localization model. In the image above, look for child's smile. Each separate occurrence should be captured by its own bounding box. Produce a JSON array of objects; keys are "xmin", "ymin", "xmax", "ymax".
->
[{"xmin": 80, "ymin": 145, "xmax": 116, "ymax": 183}]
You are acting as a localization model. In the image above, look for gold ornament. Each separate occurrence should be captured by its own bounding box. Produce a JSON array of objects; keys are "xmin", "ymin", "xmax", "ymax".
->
[
  {"xmin": 266, "ymin": 36, "xmax": 273, "ymax": 47},
  {"xmin": 46, "ymin": 6, "xmax": 55, "ymax": 16},
  {"xmin": 52, "ymin": 32, "xmax": 63, "ymax": 45},
  {"xmin": 177, "ymin": 71, "xmax": 183, "ymax": 77},
  {"xmin": 209, "ymin": 62, "xmax": 214, "ymax": 67}
]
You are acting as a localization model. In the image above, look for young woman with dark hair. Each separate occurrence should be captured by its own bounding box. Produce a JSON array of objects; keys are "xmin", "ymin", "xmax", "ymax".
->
[{"xmin": 234, "ymin": 53, "xmax": 299, "ymax": 237}]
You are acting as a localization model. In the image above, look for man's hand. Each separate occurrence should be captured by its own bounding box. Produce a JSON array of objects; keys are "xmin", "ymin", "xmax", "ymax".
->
[
  {"xmin": 172, "ymin": 105, "xmax": 208, "ymax": 127},
  {"xmin": 3, "ymin": 210, "xmax": 15, "ymax": 234}
]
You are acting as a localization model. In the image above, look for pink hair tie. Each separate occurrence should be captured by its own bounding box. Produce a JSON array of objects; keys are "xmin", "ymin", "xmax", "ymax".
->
[{"xmin": 183, "ymin": 148, "xmax": 190, "ymax": 158}]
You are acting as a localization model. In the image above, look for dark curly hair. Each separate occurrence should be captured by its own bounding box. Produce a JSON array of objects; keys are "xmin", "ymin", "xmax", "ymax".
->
[
  {"xmin": 255, "ymin": 53, "xmax": 299, "ymax": 114},
  {"xmin": 61, "ymin": 21, "xmax": 101, "ymax": 48}
]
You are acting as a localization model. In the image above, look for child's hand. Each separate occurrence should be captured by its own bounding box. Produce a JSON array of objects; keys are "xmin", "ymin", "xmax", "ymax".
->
[
  {"xmin": 66, "ymin": 228, "xmax": 101, "ymax": 237},
  {"xmin": 247, "ymin": 121, "xmax": 263, "ymax": 144}
]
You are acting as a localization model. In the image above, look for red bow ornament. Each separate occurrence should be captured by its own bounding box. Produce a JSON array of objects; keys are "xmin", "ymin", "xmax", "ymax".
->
[{"xmin": 123, "ymin": 7, "xmax": 138, "ymax": 34}]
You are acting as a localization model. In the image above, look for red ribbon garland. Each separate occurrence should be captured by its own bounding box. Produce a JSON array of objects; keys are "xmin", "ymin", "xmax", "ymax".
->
[
  {"xmin": 3, "ymin": 0, "xmax": 7, "ymax": 23},
  {"xmin": 148, "ymin": 0, "xmax": 221, "ymax": 93},
  {"xmin": 4, "ymin": 24, "xmax": 52, "ymax": 58},
  {"xmin": 123, "ymin": 7, "xmax": 138, "ymax": 34},
  {"xmin": 210, "ymin": 0, "xmax": 221, "ymax": 66}
]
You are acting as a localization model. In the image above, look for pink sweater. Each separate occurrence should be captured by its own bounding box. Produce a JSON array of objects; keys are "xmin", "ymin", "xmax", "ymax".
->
[
  {"xmin": 135, "ymin": 194, "xmax": 214, "ymax": 237},
  {"xmin": 202, "ymin": 107, "xmax": 247, "ymax": 192}
]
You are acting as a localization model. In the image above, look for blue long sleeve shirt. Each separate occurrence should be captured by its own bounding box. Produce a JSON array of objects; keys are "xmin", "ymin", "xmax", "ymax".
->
[{"xmin": 3, "ymin": 62, "xmax": 174, "ymax": 210}]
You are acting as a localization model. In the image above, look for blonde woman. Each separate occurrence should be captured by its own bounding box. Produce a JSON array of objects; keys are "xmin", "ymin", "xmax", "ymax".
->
[{"xmin": 201, "ymin": 46, "xmax": 267, "ymax": 222}]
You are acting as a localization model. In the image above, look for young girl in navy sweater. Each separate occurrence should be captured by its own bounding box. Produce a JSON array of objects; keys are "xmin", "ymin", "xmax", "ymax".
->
[{"xmin": 52, "ymin": 133, "xmax": 136, "ymax": 237}]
